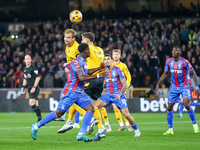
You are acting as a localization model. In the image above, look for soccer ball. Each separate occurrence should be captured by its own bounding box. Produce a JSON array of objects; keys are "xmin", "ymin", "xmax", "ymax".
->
[{"xmin": 69, "ymin": 10, "xmax": 82, "ymax": 24}]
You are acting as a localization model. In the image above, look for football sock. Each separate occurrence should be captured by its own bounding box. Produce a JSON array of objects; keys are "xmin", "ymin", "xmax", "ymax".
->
[
  {"xmin": 74, "ymin": 104, "xmax": 86, "ymax": 117},
  {"xmin": 31, "ymin": 105, "xmax": 42, "ymax": 119},
  {"xmin": 187, "ymin": 108, "xmax": 197, "ymax": 125},
  {"xmin": 167, "ymin": 111, "xmax": 173, "ymax": 129},
  {"xmin": 100, "ymin": 107, "xmax": 109, "ymax": 125},
  {"xmin": 124, "ymin": 117, "xmax": 130, "ymax": 126},
  {"xmin": 114, "ymin": 109, "xmax": 123, "ymax": 126},
  {"xmin": 190, "ymin": 102, "xmax": 200, "ymax": 106},
  {"xmin": 36, "ymin": 112, "xmax": 57, "ymax": 128},
  {"xmin": 94, "ymin": 107, "xmax": 103, "ymax": 129},
  {"xmin": 179, "ymin": 102, "xmax": 184, "ymax": 115},
  {"xmin": 131, "ymin": 123, "xmax": 138, "ymax": 131},
  {"xmin": 68, "ymin": 105, "xmax": 77, "ymax": 120},
  {"xmin": 79, "ymin": 112, "xmax": 93, "ymax": 134},
  {"xmin": 74, "ymin": 111, "xmax": 80, "ymax": 124}
]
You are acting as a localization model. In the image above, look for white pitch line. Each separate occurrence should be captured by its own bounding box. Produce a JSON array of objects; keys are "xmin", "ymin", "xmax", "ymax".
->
[{"xmin": 0, "ymin": 120, "xmax": 199, "ymax": 130}]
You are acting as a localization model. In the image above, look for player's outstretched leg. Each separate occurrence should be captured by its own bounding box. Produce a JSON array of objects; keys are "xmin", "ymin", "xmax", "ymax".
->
[
  {"xmin": 31, "ymin": 111, "xmax": 59, "ymax": 140},
  {"xmin": 93, "ymin": 102, "xmax": 107, "ymax": 141},
  {"xmin": 76, "ymin": 104, "xmax": 94, "ymax": 142},
  {"xmin": 76, "ymin": 112, "xmax": 93, "ymax": 142},
  {"xmin": 188, "ymin": 108, "xmax": 199, "ymax": 133},
  {"xmin": 74, "ymin": 111, "xmax": 80, "ymax": 129},
  {"xmin": 57, "ymin": 106, "xmax": 76, "ymax": 133},
  {"xmin": 100, "ymin": 107, "xmax": 112, "ymax": 133},
  {"xmin": 112, "ymin": 103, "xmax": 125, "ymax": 131},
  {"xmin": 183, "ymin": 98, "xmax": 199, "ymax": 133},
  {"xmin": 90, "ymin": 107, "xmax": 106, "ymax": 141},
  {"xmin": 124, "ymin": 116, "xmax": 133, "ymax": 131},
  {"xmin": 121, "ymin": 108, "xmax": 141, "ymax": 137}
]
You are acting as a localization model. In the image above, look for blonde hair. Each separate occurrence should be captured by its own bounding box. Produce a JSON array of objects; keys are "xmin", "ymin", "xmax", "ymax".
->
[
  {"xmin": 81, "ymin": 32, "xmax": 95, "ymax": 42},
  {"xmin": 112, "ymin": 49, "xmax": 121, "ymax": 54},
  {"xmin": 64, "ymin": 29, "xmax": 77, "ymax": 37}
]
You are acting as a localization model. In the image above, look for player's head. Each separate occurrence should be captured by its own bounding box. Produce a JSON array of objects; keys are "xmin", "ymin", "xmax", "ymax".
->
[
  {"xmin": 112, "ymin": 49, "xmax": 121, "ymax": 61},
  {"xmin": 24, "ymin": 55, "xmax": 32, "ymax": 66},
  {"xmin": 78, "ymin": 43, "xmax": 90, "ymax": 58},
  {"xmin": 81, "ymin": 32, "xmax": 95, "ymax": 44},
  {"xmin": 172, "ymin": 45, "xmax": 181, "ymax": 58},
  {"xmin": 104, "ymin": 54, "xmax": 113, "ymax": 68},
  {"xmin": 64, "ymin": 29, "xmax": 76, "ymax": 46}
]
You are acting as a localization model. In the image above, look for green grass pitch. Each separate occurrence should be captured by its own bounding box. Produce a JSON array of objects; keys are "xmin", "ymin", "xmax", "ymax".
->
[{"xmin": 0, "ymin": 112, "xmax": 200, "ymax": 150}]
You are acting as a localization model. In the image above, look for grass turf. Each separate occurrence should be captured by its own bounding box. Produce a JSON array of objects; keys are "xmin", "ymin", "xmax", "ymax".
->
[{"xmin": 0, "ymin": 112, "xmax": 200, "ymax": 150}]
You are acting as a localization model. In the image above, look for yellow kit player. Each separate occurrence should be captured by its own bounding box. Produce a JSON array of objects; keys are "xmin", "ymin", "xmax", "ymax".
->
[
  {"xmin": 58, "ymin": 31, "xmax": 106, "ymax": 141},
  {"xmin": 55, "ymin": 29, "xmax": 86, "ymax": 126},
  {"xmin": 112, "ymin": 49, "xmax": 133, "ymax": 131}
]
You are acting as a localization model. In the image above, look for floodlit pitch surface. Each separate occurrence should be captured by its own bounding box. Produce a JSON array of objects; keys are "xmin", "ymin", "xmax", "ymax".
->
[{"xmin": 0, "ymin": 113, "xmax": 200, "ymax": 150}]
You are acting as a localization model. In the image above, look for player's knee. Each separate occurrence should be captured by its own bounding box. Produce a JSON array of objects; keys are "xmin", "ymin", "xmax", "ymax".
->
[
  {"xmin": 55, "ymin": 110, "xmax": 64, "ymax": 118},
  {"xmin": 167, "ymin": 107, "xmax": 173, "ymax": 111},
  {"xmin": 183, "ymin": 104, "xmax": 190, "ymax": 110},
  {"xmin": 112, "ymin": 104, "xmax": 118, "ymax": 110},
  {"xmin": 85, "ymin": 104, "xmax": 95, "ymax": 113}
]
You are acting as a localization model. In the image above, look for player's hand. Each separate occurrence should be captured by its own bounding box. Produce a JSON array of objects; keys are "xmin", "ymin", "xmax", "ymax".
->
[
  {"xmin": 99, "ymin": 72, "xmax": 107, "ymax": 78},
  {"xmin": 30, "ymin": 87, "xmax": 35, "ymax": 93},
  {"xmin": 156, "ymin": 84, "xmax": 160, "ymax": 92},
  {"xmin": 100, "ymin": 62, "xmax": 105, "ymax": 69},
  {"xmin": 63, "ymin": 63, "xmax": 69, "ymax": 67},
  {"xmin": 115, "ymin": 95, "xmax": 120, "ymax": 100},
  {"xmin": 21, "ymin": 87, "xmax": 24, "ymax": 92}
]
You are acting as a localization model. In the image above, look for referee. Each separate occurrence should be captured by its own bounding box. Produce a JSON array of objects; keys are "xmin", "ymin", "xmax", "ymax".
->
[{"xmin": 21, "ymin": 55, "xmax": 42, "ymax": 122}]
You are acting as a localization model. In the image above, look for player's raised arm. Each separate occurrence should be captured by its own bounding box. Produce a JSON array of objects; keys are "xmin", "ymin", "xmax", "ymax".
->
[
  {"xmin": 87, "ymin": 62, "xmax": 105, "ymax": 75},
  {"xmin": 76, "ymin": 69, "xmax": 106, "ymax": 82}
]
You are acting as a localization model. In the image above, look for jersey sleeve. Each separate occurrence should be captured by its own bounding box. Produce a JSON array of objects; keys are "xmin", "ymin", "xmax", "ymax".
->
[
  {"xmin": 32, "ymin": 66, "xmax": 39, "ymax": 77},
  {"xmin": 184, "ymin": 60, "xmax": 193, "ymax": 71},
  {"xmin": 117, "ymin": 68, "xmax": 126, "ymax": 81},
  {"xmin": 122, "ymin": 64, "xmax": 132, "ymax": 88},
  {"xmin": 164, "ymin": 59, "xmax": 170, "ymax": 71},
  {"xmin": 71, "ymin": 59, "xmax": 83, "ymax": 72}
]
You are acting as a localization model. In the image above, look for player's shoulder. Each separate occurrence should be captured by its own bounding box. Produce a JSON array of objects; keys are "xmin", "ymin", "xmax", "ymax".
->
[
  {"xmin": 166, "ymin": 57, "xmax": 173, "ymax": 62},
  {"xmin": 23, "ymin": 66, "xmax": 27, "ymax": 71},
  {"xmin": 90, "ymin": 45, "xmax": 103, "ymax": 51},
  {"xmin": 114, "ymin": 65, "xmax": 123, "ymax": 72},
  {"xmin": 74, "ymin": 41, "xmax": 79, "ymax": 47},
  {"xmin": 180, "ymin": 57, "xmax": 190, "ymax": 63},
  {"xmin": 31, "ymin": 65, "xmax": 38, "ymax": 70},
  {"xmin": 119, "ymin": 62, "xmax": 127, "ymax": 68}
]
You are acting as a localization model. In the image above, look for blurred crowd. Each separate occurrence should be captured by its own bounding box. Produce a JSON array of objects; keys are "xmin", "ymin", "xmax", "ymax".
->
[{"xmin": 1, "ymin": 17, "xmax": 200, "ymax": 89}]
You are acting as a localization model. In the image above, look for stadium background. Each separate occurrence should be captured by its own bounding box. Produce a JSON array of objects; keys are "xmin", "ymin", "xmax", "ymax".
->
[
  {"xmin": 0, "ymin": 0, "xmax": 200, "ymax": 109},
  {"xmin": 1, "ymin": 1, "xmax": 200, "ymax": 150}
]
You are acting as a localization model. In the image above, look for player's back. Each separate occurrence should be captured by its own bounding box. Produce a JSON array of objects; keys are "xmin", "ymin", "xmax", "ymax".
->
[
  {"xmin": 65, "ymin": 41, "xmax": 79, "ymax": 63},
  {"xmin": 87, "ymin": 45, "xmax": 104, "ymax": 75},
  {"xmin": 165, "ymin": 57, "xmax": 193, "ymax": 87},
  {"xmin": 105, "ymin": 66, "xmax": 125, "ymax": 94},
  {"xmin": 63, "ymin": 57, "xmax": 88, "ymax": 93}
]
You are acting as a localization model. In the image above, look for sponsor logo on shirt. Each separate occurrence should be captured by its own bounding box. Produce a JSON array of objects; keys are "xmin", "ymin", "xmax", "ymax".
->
[{"xmin": 170, "ymin": 69, "xmax": 182, "ymax": 73}]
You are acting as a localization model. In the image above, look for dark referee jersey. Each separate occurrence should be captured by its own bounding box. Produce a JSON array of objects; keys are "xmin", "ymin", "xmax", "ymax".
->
[{"xmin": 23, "ymin": 65, "xmax": 39, "ymax": 88}]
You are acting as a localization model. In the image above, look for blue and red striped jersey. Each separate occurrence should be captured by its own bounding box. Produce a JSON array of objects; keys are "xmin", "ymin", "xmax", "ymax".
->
[
  {"xmin": 105, "ymin": 66, "xmax": 126, "ymax": 94},
  {"xmin": 62, "ymin": 57, "xmax": 88, "ymax": 94},
  {"xmin": 165, "ymin": 57, "xmax": 193, "ymax": 88}
]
